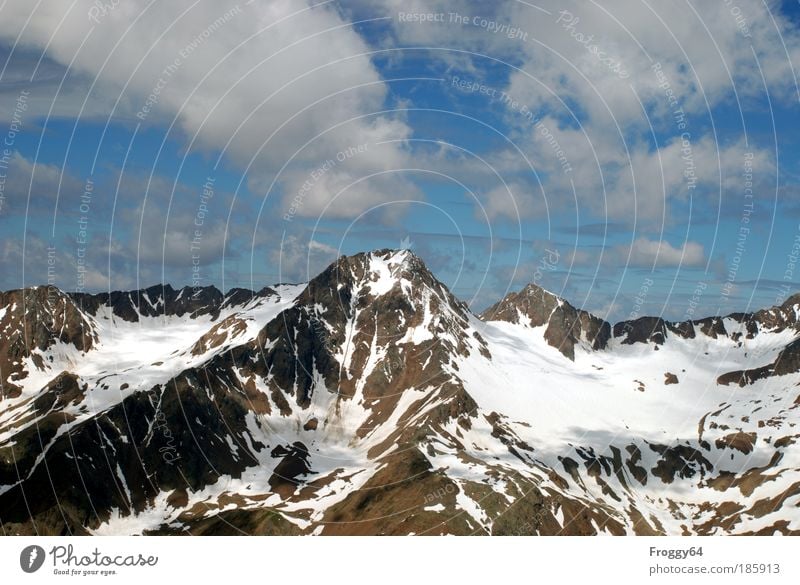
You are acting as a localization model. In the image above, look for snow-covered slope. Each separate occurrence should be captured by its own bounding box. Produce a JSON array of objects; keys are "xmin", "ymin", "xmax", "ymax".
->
[{"xmin": 1, "ymin": 250, "xmax": 799, "ymax": 535}]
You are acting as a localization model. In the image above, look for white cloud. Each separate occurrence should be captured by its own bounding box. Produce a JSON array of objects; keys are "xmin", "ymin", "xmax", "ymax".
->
[
  {"xmin": 274, "ymin": 124, "xmax": 421, "ymax": 220},
  {"xmin": 0, "ymin": 233, "xmax": 133, "ymax": 291},
  {"xmin": 0, "ymin": 152, "xmax": 85, "ymax": 216},
  {"xmin": 352, "ymin": 0, "xmax": 800, "ymax": 123},
  {"xmin": 460, "ymin": 0, "xmax": 798, "ymax": 125},
  {"xmin": 489, "ymin": 118, "xmax": 775, "ymax": 222},
  {"xmin": 615, "ymin": 237, "xmax": 706, "ymax": 268},
  {"xmin": 0, "ymin": 51, "xmax": 121, "ymax": 122},
  {"xmin": 270, "ymin": 234, "xmax": 338, "ymax": 283},
  {"xmin": 481, "ymin": 181, "xmax": 546, "ymax": 221},
  {"xmin": 350, "ymin": 0, "xmax": 793, "ymax": 223},
  {"xmin": 0, "ymin": 0, "xmax": 417, "ymax": 218}
]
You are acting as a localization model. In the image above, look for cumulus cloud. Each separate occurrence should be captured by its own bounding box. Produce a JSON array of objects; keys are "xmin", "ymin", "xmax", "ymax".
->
[
  {"xmin": 0, "ymin": 152, "xmax": 85, "ymax": 216},
  {"xmin": 1, "ymin": 0, "xmax": 794, "ymax": 303},
  {"xmin": 269, "ymin": 234, "xmax": 339, "ymax": 283},
  {"xmin": 0, "ymin": 164, "xmax": 253, "ymax": 291},
  {"xmin": 481, "ymin": 181, "xmax": 548, "ymax": 222},
  {"xmin": 506, "ymin": 0, "xmax": 799, "ymax": 125},
  {"xmin": 613, "ymin": 237, "xmax": 706, "ymax": 268},
  {"xmin": 488, "ymin": 119, "xmax": 775, "ymax": 222},
  {"xmin": 0, "ymin": 0, "xmax": 417, "ymax": 218},
  {"xmin": 351, "ymin": 0, "xmax": 800, "ymax": 119},
  {"xmin": 0, "ymin": 50, "xmax": 120, "ymax": 122},
  {"xmin": 349, "ymin": 0, "xmax": 791, "ymax": 224},
  {"xmin": 0, "ymin": 233, "xmax": 133, "ymax": 291},
  {"xmin": 275, "ymin": 131, "xmax": 421, "ymax": 220}
]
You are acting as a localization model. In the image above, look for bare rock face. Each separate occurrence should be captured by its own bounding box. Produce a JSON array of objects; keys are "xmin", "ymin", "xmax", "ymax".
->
[
  {"xmin": 695, "ymin": 317, "xmax": 727, "ymax": 338},
  {"xmin": 613, "ymin": 317, "xmax": 698, "ymax": 345},
  {"xmin": 717, "ymin": 337, "xmax": 800, "ymax": 386},
  {"xmin": 0, "ymin": 365, "xmax": 268, "ymax": 533},
  {"xmin": 481, "ymin": 283, "xmax": 610, "ymax": 359},
  {"xmin": 612, "ymin": 295, "xmax": 800, "ymax": 350},
  {"xmin": 71, "ymin": 284, "xmax": 229, "ymax": 321},
  {"xmin": 268, "ymin": 442, "xmax": 312, "ymax": 498},
  {"xmin": 0, "ymin": 286, "xmax": 96, "ymax": 351},
  {"xmin": 613, "ymin": 317, "xmax": 668, "ymax": 345},
  {"xmin": 480, "ymin": 284, "xmax": 560, "ymax": 326},
  {"xmin": 0, "ymin": 287, "xmax": 97, "ymax": 397}
]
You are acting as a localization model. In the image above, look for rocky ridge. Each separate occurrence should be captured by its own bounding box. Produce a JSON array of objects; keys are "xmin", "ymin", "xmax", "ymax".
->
[{"xmin": 1, "ymin": 250, "xmax": 799, "ymax": 535}]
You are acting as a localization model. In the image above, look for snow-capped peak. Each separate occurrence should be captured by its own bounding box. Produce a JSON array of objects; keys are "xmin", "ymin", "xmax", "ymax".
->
[{"xmin": 4, "ymin": 251, "xmax": 800, "ymax": 537}]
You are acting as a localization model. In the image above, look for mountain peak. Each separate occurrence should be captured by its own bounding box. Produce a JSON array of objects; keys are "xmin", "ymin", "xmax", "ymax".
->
[
  {"xmin": 0, "ymin": 286, "xmax": 97, "ymax": 397},
  {"xmin": 781, "ymin": 292, "xmax": 800, "ymax": 311},
  {"xmin": 302, "ymin": 248, "xmax": 453, "ymax": 307},
  {"xmin": 331, "ymin": 248, "xmax": 421, "ymax": 279},
  {"xmin": 480, "ymin": 283, "xmax": 610, "ymax": 360},
  {"xmin": 244, "ymin": 247, "xmax": 478, "ymax": 409}
]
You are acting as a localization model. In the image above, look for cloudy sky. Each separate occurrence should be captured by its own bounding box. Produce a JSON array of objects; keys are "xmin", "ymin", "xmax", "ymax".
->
[{"xmin": 1, "ymin": 0, "xmax": 799, "ymax": 321}]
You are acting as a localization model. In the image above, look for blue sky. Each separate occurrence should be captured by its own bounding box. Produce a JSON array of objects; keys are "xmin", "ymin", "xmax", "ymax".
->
[{"xmin": 1, "ymin": 0, "xmax": 799, "ymax": 322}]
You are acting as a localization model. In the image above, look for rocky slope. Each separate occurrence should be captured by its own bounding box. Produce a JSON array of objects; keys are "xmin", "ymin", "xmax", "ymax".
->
[
  {"xmin": 480, "ymin": 283, "xmax": 610, "ymax": 359},
  {"xmin": 1, "ymin": 250, "xmax": 799, "ymax": 535}
]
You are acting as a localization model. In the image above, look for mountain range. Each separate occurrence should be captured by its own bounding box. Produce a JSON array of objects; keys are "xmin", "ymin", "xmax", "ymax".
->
[{"xmin": 1, "ymin": 249, "xmax": 799, "ymax": 535}]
